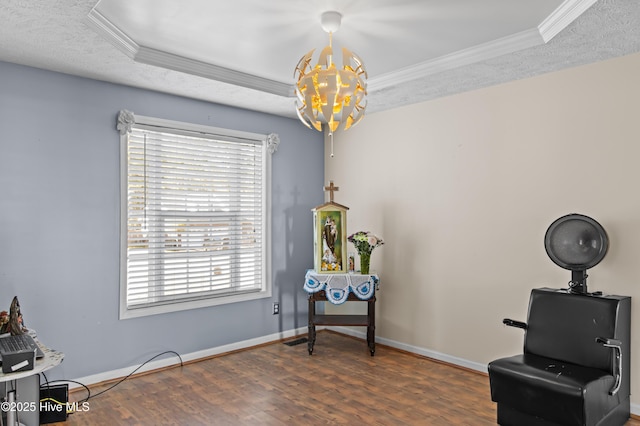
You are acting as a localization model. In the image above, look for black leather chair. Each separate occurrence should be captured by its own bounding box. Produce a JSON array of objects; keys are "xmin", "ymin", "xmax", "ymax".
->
[{"xmin": 488, "ymin": 288, "xmax": 631, "ymax": 426}]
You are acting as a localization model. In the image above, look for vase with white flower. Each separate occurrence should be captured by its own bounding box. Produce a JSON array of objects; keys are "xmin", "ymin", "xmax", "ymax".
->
[{"xmin": 347, "ymin": 231, "xmax": 384, "ymax": 275}]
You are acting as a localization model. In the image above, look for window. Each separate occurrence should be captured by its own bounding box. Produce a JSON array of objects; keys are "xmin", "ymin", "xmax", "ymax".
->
[{"xmin": 117, "ymin": 111, "xmax": 278, "ymax": 319}]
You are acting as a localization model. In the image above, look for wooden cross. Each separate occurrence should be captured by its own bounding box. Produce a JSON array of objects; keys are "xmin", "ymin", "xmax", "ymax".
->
[{"xmin": 324, "ymin": 181, "xmax": 339, "ymax": 203}]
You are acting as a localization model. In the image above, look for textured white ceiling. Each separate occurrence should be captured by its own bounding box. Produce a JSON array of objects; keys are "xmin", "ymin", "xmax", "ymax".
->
[{"xmin": 1, "ymin": 0, "xmax": 639, "ymax": 119}]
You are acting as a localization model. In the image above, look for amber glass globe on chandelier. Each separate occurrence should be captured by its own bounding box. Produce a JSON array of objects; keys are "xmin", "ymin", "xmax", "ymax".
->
[{"xmin": 294, "ymin": 11, "xmax": 368, "ymax": 140}]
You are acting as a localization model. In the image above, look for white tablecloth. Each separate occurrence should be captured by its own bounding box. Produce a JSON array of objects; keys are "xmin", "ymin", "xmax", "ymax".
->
[{"xmin": 304, "ymin": 270, "xmax": 379, "ymax": 304}]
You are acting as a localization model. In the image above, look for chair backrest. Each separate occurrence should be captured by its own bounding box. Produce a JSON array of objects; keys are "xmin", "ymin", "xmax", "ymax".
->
[{"xmin": 524, "ymin": 288, "xmax": 630, "ymax": 373}]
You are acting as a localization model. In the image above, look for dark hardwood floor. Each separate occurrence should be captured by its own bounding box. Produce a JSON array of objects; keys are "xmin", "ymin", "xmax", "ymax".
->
[{"xmin": 51, "ymin": 331, "xmax": 639, "ymax": 425}]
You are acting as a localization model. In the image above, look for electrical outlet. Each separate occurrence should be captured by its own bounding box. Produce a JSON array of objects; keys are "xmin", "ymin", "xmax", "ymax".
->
[{"xmin": 272, "ymin": 302, "xmax": 280, "ymax": 315}]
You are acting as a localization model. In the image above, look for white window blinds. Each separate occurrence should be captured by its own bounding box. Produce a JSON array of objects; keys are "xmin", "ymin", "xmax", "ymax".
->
[{"xmin": 118, "ymin": 112, "xmax": 275, "ymax": 318}]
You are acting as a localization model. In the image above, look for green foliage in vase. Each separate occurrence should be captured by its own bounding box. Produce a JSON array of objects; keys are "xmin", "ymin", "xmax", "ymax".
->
[{"xmin": 347, "ymin": 231, "xmax": 384, "ymax": 257}]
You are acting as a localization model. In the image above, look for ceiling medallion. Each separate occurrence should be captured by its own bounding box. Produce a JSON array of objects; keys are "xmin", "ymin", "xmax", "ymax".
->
[{"xmin": 294, "ymin": 11, "xmax": 368, "ymax": 156}]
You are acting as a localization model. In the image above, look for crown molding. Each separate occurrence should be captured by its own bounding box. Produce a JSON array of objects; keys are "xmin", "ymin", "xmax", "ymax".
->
[
  {"xmin": 86, "ymin": 8, "xmax": 138, "ymax": 59},
  {"xmin": 368, "ymin": 28, "xmax": 544, "ymax": 93},
  {"xmin": 368, "ymin": 0, "xmax": 592, "ymax": 93},
  {"xmin": 86, "ymin": 7, "xmax": 293, "ymax": 98},
  {"xmin": 538, "ymin": 0, "xmax": 599, "ymax": 42},
  {"xmin": 134, "ymin": 46, "xmax": 293, "ymax": 97}
]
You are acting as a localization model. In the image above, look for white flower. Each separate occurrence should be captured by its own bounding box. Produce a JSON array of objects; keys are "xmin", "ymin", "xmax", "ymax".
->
[{"xmin": 348, "ymin": 231, "xmax": 384, "ymax": 256}]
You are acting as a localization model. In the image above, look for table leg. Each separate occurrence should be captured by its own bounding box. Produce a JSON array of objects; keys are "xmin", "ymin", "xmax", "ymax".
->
[
  {"xmin": 1, "ymin": 374, "xmax": 40, "ymax": 425},
  {"xmin": 368, "ymin": 297, "xmax": 376, "ymax": 356},
  {"xmin": 308, "ymin": 295, "xmax": 316, "ymax": 355}
]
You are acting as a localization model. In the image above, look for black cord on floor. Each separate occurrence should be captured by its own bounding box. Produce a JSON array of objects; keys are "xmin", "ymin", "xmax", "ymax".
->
[
  {"xmin": 89, "ymin": 350, "xmax": 183, "ymax": 400},
  {"xmin": 40, "ymin": 350, "xmax": 183, "ymax": 406}
]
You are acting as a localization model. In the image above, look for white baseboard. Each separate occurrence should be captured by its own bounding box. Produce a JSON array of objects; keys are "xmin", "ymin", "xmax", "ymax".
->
[
  {"xmin": 68, "ymin": 325, "xmax": 640, "ymax": 417},
  {"xmin": 327, "ymin": 326, "xmax": 640, "ymax": 416},
  {"xmin": 70, "ymin": 326, "xmax": 308, "ymax": 390},
  {"xmin": 327, "ymin": 326, "xmax": 487, "ymax": 373}
]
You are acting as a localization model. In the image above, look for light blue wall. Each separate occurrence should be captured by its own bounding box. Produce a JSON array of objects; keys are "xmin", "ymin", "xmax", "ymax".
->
[{"xmin": 0, "ymin": 61, "xmax": 324, "ymax": 380}]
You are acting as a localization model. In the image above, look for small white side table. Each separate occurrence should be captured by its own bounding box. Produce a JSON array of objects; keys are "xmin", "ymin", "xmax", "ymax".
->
[{"xmin": 1, "ymin": 340, "xmax": 64, "ymax": 426}]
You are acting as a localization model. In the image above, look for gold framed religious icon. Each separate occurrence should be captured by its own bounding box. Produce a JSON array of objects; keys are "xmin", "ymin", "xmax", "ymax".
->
[{"xmin": 312, "ymin": 181, "xmax": 348, "ymax": 273}]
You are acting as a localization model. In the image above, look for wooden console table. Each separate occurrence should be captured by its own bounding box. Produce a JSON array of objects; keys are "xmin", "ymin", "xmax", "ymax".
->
[{"xmin": 304, "ymin": 271, "xmax": 379, "ymax": 356}]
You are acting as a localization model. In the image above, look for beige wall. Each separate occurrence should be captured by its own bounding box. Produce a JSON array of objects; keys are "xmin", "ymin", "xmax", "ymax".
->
[{"xmin": 325, "ymin": 51, "xmax": 640, "ymax": 407}]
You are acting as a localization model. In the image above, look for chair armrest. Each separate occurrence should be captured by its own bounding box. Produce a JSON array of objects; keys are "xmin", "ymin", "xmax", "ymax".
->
[
  {"xmin": 503, "ymin": 318, "xmax": 527, "ymax": 329},
  {"xmin": 595, "ymin": 337, "xmax": 621, "ymax": 347},
  {"xmin": 596, "ymin": 337, "xmax": 622, "ymax": 395}
]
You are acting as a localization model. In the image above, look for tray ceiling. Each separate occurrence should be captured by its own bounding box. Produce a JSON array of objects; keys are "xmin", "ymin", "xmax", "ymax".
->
[{"xmin": 1, "ymin": 0, "xmax": 640, "ymax": 118}]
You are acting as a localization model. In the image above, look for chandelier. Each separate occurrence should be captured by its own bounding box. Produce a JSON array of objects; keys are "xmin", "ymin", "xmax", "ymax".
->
[{"xmin": 294, "ymin": 11, "xmax": 367, "ymax": 154}]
